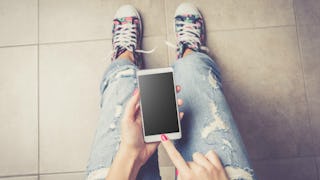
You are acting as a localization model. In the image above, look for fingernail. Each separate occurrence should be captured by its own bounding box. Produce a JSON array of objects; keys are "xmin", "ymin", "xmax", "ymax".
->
[
  {"xmin": 160, "ymin": 134, "xmax": 168, "ymax": 141},
  {"xmin": 132, "ymin": 88, "xmax": 138, "ymax": 96},
  {"xmin": 175, "ymin": 169, "xmax": 179, "ymax": 176}
]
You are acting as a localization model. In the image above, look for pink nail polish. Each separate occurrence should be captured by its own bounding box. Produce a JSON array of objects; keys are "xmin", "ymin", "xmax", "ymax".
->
[
  {"xmin": 160, "ymin": 134, "xmax": 168, "ymax": 141},
  {"xmin": 176, "ymin": 169, "xmax": 179, "ymax": 176}
]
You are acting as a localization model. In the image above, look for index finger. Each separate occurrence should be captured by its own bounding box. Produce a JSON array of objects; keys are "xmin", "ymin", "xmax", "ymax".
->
[{"xmin": 160, "ymin": 134, "xmax": 189, "ymax": 174}]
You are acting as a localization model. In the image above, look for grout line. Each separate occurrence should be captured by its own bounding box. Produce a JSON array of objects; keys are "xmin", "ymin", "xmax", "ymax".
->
[
  {"xmin": 38, "ymin": 170, "xmax": 85, "ymax": 176},
  {"xmin": 0, "ymin": 43, "xmax": 38, "ymax": 49},
  {"xmin": 206, "ymin": 24, "xmax": 297, "ymax": 33},
  {"xmin": 252, "ymin": 155, "xmax": 320, "ymax": 162},
  {"xmin": 0, "ymin": 39, "xmax": 110, "ymax": 49},
  {"xmin": 0, "ymin": 171, "xmax": 86, "ymax": 179},
  {"xmin": 164, "ymin": 0, "xmax": 170, "ymax": 67},
  {"xmin": 292, "ymin": 0, "xmax": 315, "ymax": 158},
  {"xmin": 38, "ymin": 38, "xmax": 111, "ymax": 46},
  {"xmin": 37, "ymin": 0, "xmax": 40, "ymax": 179},
  {"xmin": 0, "ymin": 25, "xmax": 298, "ymax": 49},
  {"xmin": 273, "ymin": 0, "xmax": 309, "ymax": 162},
  {"xmin": 38, "ymin": 35, "xmax": 166, "ymax": 46},
  {"xmin": 0, "ymin": 174, "xmax": 38, "ymax": 179}
]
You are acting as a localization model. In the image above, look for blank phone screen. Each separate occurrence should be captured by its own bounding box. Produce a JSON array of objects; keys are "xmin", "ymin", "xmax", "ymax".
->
[{"xmin": 138, "ymin": 72, "xmax": 179, "ymax": 136}]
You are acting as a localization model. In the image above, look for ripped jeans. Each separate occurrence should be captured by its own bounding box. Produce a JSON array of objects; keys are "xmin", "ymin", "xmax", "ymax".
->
[{"xmin": 86, "ymin": 52, "xmax": 256, "ymax": 180}]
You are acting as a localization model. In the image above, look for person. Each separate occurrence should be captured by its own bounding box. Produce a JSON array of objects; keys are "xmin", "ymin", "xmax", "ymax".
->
[{"xmin": 86, "ymin": 3, "xmax": 255, "ymax": 180}]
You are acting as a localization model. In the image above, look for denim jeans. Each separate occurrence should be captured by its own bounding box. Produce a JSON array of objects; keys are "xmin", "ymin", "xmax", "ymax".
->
[{"xmin": 86, "ymin": 52, "xmax": 256, "ymax": 180}]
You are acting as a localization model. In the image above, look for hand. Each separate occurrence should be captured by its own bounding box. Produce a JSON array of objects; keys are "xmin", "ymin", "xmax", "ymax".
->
[
  {"xmin": 161, "ymin": 134, "xmax": 229, "ymax": 180},
  {"xmin": 119, "ymin": 86, "xmax": 184, "ymax": 166}
]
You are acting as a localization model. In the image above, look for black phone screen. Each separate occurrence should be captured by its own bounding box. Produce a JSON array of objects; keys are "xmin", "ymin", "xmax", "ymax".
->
[{"xmin": 138, "ymin": 72, "xmax": 179, "ymax": 136}]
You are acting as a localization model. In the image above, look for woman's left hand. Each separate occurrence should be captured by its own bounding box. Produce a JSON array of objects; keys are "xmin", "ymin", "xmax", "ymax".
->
[{"xmin": 119, "ymin": 86, "xmax": 184, "ymax": 166}]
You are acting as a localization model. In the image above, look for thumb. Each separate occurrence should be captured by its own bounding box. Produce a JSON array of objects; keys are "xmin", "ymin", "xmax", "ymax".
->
[
  {"xmin": 124, "ymin": 89, "xmax": 140, "ymax": 120},
  {"xmin": 160, "ymin": 134, "xmax": 189, "ymax": 174}
]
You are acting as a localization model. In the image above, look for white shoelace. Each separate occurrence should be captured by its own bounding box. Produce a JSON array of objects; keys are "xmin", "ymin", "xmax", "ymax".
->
[
  {"xmin": 166, "ymin": 21, "xmax": 209, "ymax": 52},
  {"xmin": 110, "ymin": 22, "xmax": 156, "ymax": 60}
]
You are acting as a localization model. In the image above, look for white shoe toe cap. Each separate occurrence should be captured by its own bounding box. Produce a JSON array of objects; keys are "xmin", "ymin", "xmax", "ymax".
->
[
  {"xmin": 114, "ymin": 4, "xmax": 140, "ymax": 19},
  {"xmin": 174, "ymin": 3, "xmax": 200, "ymax": 17}
]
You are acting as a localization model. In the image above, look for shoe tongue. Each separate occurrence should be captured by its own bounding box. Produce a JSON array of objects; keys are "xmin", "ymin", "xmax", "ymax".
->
[
  {"xmin": 114, "ymin": 46, "xmax": 127, "ymax": 60},
  {"xmin": 178, "ymin": 41, "xmax": 199, "ymax": 58},
  {"xmin": 184, "ymin": 41, "xmax": 199, "ymax": 51}
]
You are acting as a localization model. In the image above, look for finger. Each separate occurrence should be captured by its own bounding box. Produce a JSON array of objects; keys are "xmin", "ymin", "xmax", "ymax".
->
[
  {"xmin": 176, "ymin": 85, "xmax": 181, "ymax": 93},
  {"xmin": 136, "ymin": 110, "xmax": 142, "ymax": 123},
  {"xmin": 135, "ymin": 102, "xmax": 140, "ymax": 112},
  {"xmin": 192, "ymin": 152, "xmax": 215, "ymax": 172},
  {"xmin": 205, "ymin": 150, "xmax": 224, "ymax": 170},
  {"xmin": 187, "ymin": 161, "xmax": 196, "ymax": 168},
  {"xmin": 188, "ymin": 161, "xmax": 206, "ymax": 174},
  {"xmin": 124, "ymin": 89, "xmax": 140, "ymax": 120},
  {"xmin": 179, "ymin": 112, "xmax": 184, "ymax": 120},
  {"xmin": 160, "ymin": 134, "xmax": 189, "ymax": 174},
  {"xmin": 177, "ymin": 99, "xmax": 183, "ymax": 106}
]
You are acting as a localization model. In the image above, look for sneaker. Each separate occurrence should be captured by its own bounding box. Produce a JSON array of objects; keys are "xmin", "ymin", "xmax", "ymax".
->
[
  {"xmin": 111, "ymin": 5, "xmax": 145, "ymax": 67},
  {"xmin": 171, "ymin": 3, "xmax": 208, "ymax": 59}
]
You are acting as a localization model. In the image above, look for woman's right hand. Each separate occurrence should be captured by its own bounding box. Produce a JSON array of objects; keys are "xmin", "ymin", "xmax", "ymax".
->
[{"xmin": 160, "ymin": 134, "xmax": 229, "ymax": 180}]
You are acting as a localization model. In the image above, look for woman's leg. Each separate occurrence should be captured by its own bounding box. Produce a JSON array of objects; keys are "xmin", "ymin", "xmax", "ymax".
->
[
  {"xmin": 86, "ymin": 59, "xmax": 160, "ymax": 180},
  {"xmin": 87, "ymin": 4, "xmax": 161, "ymax": 180},
  {"xmin": 172, "ymin": 52, "xmax": 256, "ymax": 180}
]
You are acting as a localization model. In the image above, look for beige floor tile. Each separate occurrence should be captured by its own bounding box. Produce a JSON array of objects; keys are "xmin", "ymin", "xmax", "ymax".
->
[
  {"xmin": 159, "ymin": 166, "xmax": 175, "ymax": 180},
  {"xmin": 294, "ymin": 0, "xmax": 320, "ymax": 25},
  {"xmin": 252, "ymin": 157, "xmax": 318, "ymax": 180},
  {"xmin": 205, "ymin": 27, "xmax": 314, "ymax": 159},
  {"xmin": 0, "ymin": 46, "xmax": 38, "ymax": 176},
  {"xmin": 0, "ymin": 176, "xmax": 38, "ymax": 180},
  {"xmin": 297, "ymin": 25, "xmax": 320, "ymax": 155},
  {"xmin": 206, "ymin": 27, "xmax": 303, "ymax": 83},
  {"xmin": 166, "ymin": 34, "xmax": 178, "ymax": 66},
  {"xmin": 39, "ymin": 41, "xmax": 111, "ymax": 173},
  {"xmin": 39, "ymin": 0, "xmax": 166, "ymax": 43},
  {"xmin": 142, "ymin": 36, "xmax": 169, "ymax": 69},
  {"xmin": 40, "ymin": 172, "xmax": 85, "ymax": 180},
  {"xmin": 165, "ymin": 0, "xmax": 295, "ymax": 35},
  {"xmin": 0, "ymin": 0, "xmax": 38, "ymax": 46}
]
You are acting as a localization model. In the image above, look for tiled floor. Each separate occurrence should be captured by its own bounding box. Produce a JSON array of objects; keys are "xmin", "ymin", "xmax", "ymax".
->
[{"xmin": 0, "ymin": 0, "xmax": 319, "ymax": 180}]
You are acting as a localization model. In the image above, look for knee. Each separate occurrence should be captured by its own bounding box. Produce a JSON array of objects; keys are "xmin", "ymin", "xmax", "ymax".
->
[
  {"xmin": 173, "ymin": 52, "xmax": 207, "ymax": 69},
  {"xmin": 172, "ymin": 52, "xmax": 221, "ymax": 83},
  {"xmin": 100, "ymin": 62, "xmax": 137, "ymax": 94},
  {"xmin": 173, "ymin": 52, "xmax": 218, "ymax": 71}
]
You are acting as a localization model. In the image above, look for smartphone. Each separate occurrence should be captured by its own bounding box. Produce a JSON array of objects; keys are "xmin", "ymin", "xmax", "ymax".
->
[{"xmin": 137, "ymin": 67, "xmax": 182, "ymax": 143}]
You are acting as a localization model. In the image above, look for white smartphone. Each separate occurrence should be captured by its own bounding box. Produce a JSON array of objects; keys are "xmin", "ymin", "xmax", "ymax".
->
[{"xmin": 137, "ymin": 67, "xmax": 182, "ymax": 143}]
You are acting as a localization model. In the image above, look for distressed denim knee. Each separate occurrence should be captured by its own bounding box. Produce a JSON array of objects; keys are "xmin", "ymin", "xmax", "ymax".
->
[
  {"xmin": 172, "ymin": 52, "xmax": 256, "ymax": 180},
  {"xmin": 173, "ymin": 52, "xmax": 222, "ymax": 87},
  {"xmin": 87, "ymin": 59, "xmax": 138, "ymax": 179},
  {"xmin": 87, "ymin": 59, "xmax": 160, "ymax": 180}
]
